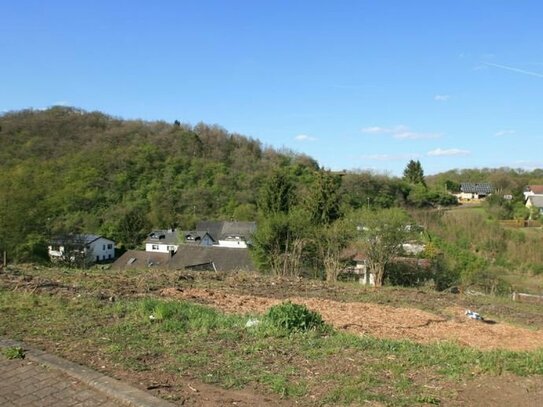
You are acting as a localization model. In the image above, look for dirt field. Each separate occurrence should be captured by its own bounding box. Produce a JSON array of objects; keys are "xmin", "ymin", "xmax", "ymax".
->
[
  {"xmin": 160, "ymin": 287, "xmax": 543, "ymax": 351},
  {"xmin": 2, "ymin": 267, "xmax": 543, "ymax": 406}
]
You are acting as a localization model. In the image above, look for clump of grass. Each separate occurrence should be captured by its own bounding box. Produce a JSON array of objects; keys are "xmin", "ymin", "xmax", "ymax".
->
[
  {"xmin": 140, "ymin": 298, "xmax": 242, "ymax": 334},
  {"xmin": 2, "ymin": 346, "xmax": 25, "ymax": 359},
  {"xmin": 260, "ymin": 301, "xmax": 329, "ymax": 335}
]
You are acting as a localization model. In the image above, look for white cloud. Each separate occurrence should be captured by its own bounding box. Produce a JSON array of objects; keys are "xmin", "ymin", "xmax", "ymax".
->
[
  {"xmin": 427, "ymin": 148, "xmax": 470, "ymax": 157},
  {"xmin": 434, "ymin": 94, "xmax": 450, "ymax": 102},
  {"xmin": 360, "ymin": 153, "xmax": 420, "ymax": 161},
  {"xmin": 494, "ymin": 129, "xmax": 516, "ymax": 137},
  {"xmin": 362, "ymin": 125, "xmax": 441, "ymax": 140},
  {"xmin": 294, "ymin": 134, "xmax": 317, "ymax": 142},
  {"xmin": 360, "ymin": 126, "xmax": 392, "ymax": 134},
  {"xmin": 394, "ymin": 130, "xmax": 441, "ymax": 140}
]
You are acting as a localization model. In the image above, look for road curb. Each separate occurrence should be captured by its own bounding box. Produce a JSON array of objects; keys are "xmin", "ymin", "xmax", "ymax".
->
[{"xmin": 0, "ymin": 337, "xmax": 176, "ymax": 407}]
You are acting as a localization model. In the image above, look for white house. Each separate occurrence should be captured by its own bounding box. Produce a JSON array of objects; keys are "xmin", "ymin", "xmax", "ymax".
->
[
  {"xmin": 523, "ymin": 185, "xmax": 543, "ymax": 201},
  {"xmin": 48, "ymin": 234, "xmax": 115, "ymax": 263},
  {"xmin": 196, "ymin": 221, "xmax": 256, "ymax": 249},
  {"xmin": 144, "ymin": 222, "xmax": 256, "ymax": 253},
  {"xmin": 145, "ymin": 229, "xmax": 182, "ymax": 254},
  {"xmin": 526, "ymin": 195, "xmax": 543, "ymax": 216},
  {"xmin": 181, "ymin": 230, "xmax": 216, "ymax": 246},
  {"xmin": 350, "ymin": 253, "xmax": 374, "ymax": 285},
  {"xmin": 456, "ymin": 183, "xmax": 493, "ymax": 201}
]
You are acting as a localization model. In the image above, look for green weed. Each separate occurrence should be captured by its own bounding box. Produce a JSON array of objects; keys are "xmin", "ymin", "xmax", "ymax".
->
[
  {"xmin": 260, "ymin": 301, "xmax": 329, "ymax": 335},
  {"xmin": 2, "ymin": 346, "xmax": 25, "ymax": 359}
]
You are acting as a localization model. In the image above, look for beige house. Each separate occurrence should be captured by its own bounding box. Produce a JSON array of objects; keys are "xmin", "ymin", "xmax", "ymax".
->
[{"xmin": 525, "ymin": 195, "xmax": 543, "ymax": 216}]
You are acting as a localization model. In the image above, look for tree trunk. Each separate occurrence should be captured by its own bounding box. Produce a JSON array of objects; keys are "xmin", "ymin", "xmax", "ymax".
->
[{"xmin": 373, "ymin": 263, "xmax": 386, "ymax": 287}]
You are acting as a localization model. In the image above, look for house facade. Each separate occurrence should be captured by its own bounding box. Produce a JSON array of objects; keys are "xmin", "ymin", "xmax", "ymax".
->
[
  {"xmin": 196, "ymin": 221, "xmax": 256, "ymax": 249},
  {"xmin": 145, "ymin": 229, "xmax": 181, "ymax": 254},
  {"xmin": 181, "ymin": 231, "xmax": 216, "ymax": 246},
  {"xmin": 524, "ymin": 185, "xmax": 543, "ymax": 197},
  {"xmin": 143, "ymin": 222, "xmax": 256, "ymax": 254},
  {"xmin": 456, "ymin": 183, "xmax": 493, "ymax": 201},
  {"xmin": 525, "ymin": 195, "xmax": 543, "ymax": 215},
  {"xmin": 48, "ymin": 235, "xmax": 115, "ymax": 263},
  {"xmin": 352, "ymin": 254, "xmax": 374, "ymax": 285}
]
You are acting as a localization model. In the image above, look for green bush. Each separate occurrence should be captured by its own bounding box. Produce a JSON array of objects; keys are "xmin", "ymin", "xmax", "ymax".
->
[{"xmin": 263, "ymin": 301, "xmax": 326, "ymax": 333}]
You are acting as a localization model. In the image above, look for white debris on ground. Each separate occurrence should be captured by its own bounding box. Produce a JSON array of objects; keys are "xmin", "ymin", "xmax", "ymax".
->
[
  {"xmin": 245, "ymin": 318, "xmax": 260, "ymax": 328},
  {"xmin": 465, "ymin": 310, "xmax": 483, "ymax": 321}
]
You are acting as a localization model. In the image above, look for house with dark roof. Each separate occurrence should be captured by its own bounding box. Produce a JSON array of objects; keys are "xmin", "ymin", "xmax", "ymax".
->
[
  {"xmin": 169, "ymin": 245, "xmax": 255, "ymax": 271},
  {"xmin": 145, "ymin": 229, "xmax": 182, "ymax": 254},
  {"xmin": 111, "ymin": 245, "xmax": 255, "ymax": 272},
  {"xmin": 196, "ymin": 221, "xmax": 256, "ymax": 248},
  {"xmin": 111, "ymin": 250, "xmax": 172, "ymax": 271},
  {"xmin": 456, "ymin": 183, "xmax": 493, "ymax": 201},
  {"xmin": 181, "ymin": 230, "xmax": 216, "ymax": 246},
  {"xmin": 48, "ymin": 234, "xmax": 115, "ymax": 263}
]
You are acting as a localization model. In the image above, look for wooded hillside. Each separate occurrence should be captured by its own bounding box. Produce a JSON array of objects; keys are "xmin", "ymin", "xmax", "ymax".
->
[
  {"xmin": 2, "ymin": 106, "xmax": 543, "ymax": 292},
  {"xmin": 0, "ymin": 107, "xmax": 320, "ymax": 260}
]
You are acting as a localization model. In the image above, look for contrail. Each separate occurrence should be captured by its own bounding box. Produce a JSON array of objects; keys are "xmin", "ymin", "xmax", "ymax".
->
[{"xmin": 484, "ymin": 62, "xmax": 543, "ymax": 78}]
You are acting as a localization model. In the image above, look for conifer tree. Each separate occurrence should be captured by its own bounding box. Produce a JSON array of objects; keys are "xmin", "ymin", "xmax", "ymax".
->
[{"xmin": 403, "ymin": 160, "xmax": 426, "ymax": 186}]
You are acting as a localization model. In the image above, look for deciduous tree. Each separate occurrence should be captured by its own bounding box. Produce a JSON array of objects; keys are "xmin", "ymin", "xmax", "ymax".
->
[{"xmin": 353, "ymin": 208, "xmax": 413, "ymax": 287}]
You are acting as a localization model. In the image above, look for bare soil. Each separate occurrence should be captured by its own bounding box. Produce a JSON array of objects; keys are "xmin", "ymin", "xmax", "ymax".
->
[
  {"xmin": 2, "ymin": 267, "xmax": 543, "ymax": 406},
  {"xmin": 448, "ymin": 374, "xmax": 543, "ymax": 407},
  {"xmin": 160, "ymin": 287, "xmax": 543, "ymax": 351}
]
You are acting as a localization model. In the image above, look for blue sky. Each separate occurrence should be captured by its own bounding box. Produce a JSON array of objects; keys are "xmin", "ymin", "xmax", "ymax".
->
[{"xmin": 2, "ymin": 1, "xmax": 542, "ymax": 175}]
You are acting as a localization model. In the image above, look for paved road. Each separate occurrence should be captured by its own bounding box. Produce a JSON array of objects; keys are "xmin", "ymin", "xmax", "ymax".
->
[{"xmin": 0, "ymin": 356, "xmax": 122, "ymax": 407}]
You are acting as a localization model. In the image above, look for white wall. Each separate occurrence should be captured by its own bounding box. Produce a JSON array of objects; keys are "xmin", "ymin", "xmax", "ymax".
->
[
  {"xmin": 217, "ymin": 239, "xmax": 248, "ymax": 248},
  {"xmin": 48, "ymin": 237, "xmax": 115, "ymax": 263},
  {"xmin": 89, "ymin": 238, "xmax": 115, "ymax": 262},
  {"xmin": 145, "ymin": 243, "xmax": 178, "ymax": 253}
]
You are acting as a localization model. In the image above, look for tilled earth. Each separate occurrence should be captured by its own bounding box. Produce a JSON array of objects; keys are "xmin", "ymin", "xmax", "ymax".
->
[
  {"xmin": 159, "ymin": 287, "xmax": 543, "ymax": 351},
  {"xmin": 2, "ymin": 267, "xmax": 543, "ymax": 406}
]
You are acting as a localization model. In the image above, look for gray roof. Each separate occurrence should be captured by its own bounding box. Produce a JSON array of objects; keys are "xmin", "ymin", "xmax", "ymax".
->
[
  {"xmin": 111, "ymin": 250, "xmax": 172, "ymax": 271},
  {"xmin": 196, "ymin": 221, "xmax": 256, "ymax": 241},
  {"xmin": 460, "ymin": 183, "xmax": 493, "ymax": 194},
  {"xmin": 169, "ymin": 245, "xmax": 255, "ymax": 272},
  {"xmin": 50, "ymin": 234, "xmax": 113, "ymax": 246},
  {"xmin": 144, "ymin": 229, "xmax": 182, "ymax": 245},
  {"xmin": 111, "ymin": 246, "xmax": 255, "ymax": 272},
  {"xmin": 527, "ymin": 195, "xmax": 543, "ymax": 208},
  {"xmin": 181, "ymin": 230, "xmax": 215, "ymax": 244}
]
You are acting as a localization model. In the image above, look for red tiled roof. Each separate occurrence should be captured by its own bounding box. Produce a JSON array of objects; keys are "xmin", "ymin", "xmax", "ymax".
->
[{"xmin": 527, "ymin": 185, "xmax": 543, "ymax": 194}]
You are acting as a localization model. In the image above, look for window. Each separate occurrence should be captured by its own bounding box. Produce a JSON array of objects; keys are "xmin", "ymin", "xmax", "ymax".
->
[
  {"xmin": 152, "ymin": 244, "xmax": 159, "ymax": 250},
  {"xmin": 103, "ymin": 244, "xmax": 106, "ymax": 250},
  {"xmin": 167, "ymin": 245, "xmax": 175, "ymax": 251},
  {"xmin": 107, "ymin": 244, "xmax": 113, "ymax": 250}
]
